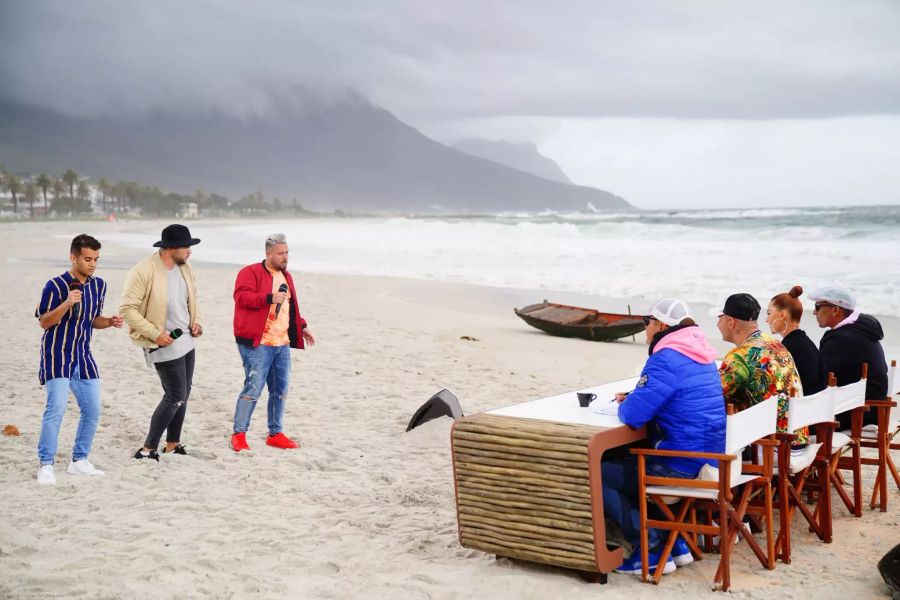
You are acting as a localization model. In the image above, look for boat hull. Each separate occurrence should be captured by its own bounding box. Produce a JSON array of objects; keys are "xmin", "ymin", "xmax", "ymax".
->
[{"xmin": 514, "ymin": 302, "xmax": 645, "ymax": 342}]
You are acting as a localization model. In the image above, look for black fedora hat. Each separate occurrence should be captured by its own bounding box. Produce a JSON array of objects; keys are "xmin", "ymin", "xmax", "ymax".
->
[{"xmin": 153, "ymin": 224, "xmax": 201, "ymax": 248}]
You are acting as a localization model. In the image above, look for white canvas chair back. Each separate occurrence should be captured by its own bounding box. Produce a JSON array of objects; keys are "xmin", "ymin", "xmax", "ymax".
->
[
  {"xmin": 785, "ymin": 387, "xmax": 835, "ymax": 472},
  {"xmin": 834, "ymin": 378, "xmax": 867, "ymax": 414},
  {"xmin": 788, "ymin": 387, "xmax": 836, "ymax": 432},
  {"xmin": 710, "ymin": 397, "xmax": 779, "ymax": 487},
  {"xmin": 726, "ymin": 396, "xmax": 778, "ymax": 453}
]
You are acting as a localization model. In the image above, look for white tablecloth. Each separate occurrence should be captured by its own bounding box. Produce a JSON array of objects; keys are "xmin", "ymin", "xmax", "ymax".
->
[{"xmin": 487, "ymin": 376, "xmax": 640, "ymax": 428}]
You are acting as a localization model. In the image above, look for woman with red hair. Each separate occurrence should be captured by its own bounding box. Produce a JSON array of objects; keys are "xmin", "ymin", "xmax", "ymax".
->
[{"xmin": 766, "ymin": 285, "xmax": 827, "ymax": 395}]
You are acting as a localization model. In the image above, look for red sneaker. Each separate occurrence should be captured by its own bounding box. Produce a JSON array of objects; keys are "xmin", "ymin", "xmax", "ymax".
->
[
  {"xmin": 231, "ymin": 432, "xmax": 250, "ymax": 452},
  {"xmin": 266, "ymin": 432, "xmax": 299, "ymax": 449}
]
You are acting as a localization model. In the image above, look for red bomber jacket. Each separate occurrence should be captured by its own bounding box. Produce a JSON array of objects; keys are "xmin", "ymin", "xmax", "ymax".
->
[{"xmin": 233, "ymin": 261, "xmax": 308, "ymax": 349}]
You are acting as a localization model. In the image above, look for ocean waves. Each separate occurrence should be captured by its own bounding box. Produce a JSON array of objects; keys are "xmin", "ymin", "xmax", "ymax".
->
[{"xmin": 100, "ymin": 205, "xmax": 900, "ymax": 317}]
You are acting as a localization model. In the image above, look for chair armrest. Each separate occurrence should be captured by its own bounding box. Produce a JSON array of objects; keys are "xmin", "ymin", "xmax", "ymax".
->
[
  {"xmin": 752, "ymin": 438, "xmax": 779, "ymax": 447},
  {"xmin": 630, "ymin": 447, "xmax": 736, "ymax": 462},
  {"xmin": 866, "ymin": 399, "xmax": 897, "ymax": 408}
]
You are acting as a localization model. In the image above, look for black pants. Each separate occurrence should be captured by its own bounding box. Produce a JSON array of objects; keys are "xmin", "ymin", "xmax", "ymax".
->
[{"xmin": 144, "ymin": 350, "xmax": 194, "ymax": 449}]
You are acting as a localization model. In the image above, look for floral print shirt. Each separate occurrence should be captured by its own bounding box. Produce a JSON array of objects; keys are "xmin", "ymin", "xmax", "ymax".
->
[{"xmin": 719, "ymin": 330, "xmax": 808, "ymax": 445}]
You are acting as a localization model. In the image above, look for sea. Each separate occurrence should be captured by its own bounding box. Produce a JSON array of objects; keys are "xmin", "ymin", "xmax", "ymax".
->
[{"xmin": 103, "ymin": 204, "xmax": 900, "ymax": 317}]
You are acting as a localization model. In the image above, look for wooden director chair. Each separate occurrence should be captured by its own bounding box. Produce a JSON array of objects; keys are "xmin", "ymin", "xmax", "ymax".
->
[
  {"xmin": 632, "ymin": 397, "xmax": 778, "ymax": 592},
  {"xmin": 769, "ymin": 377, "xmax": 836, "ymax": 565},
  {"xmin": 860, "ymin": 359, "xmax": 898, "ymax": 511},
  {"xmin": 819, "ymin": 365, "xmax": 868, "ymax": 519}
]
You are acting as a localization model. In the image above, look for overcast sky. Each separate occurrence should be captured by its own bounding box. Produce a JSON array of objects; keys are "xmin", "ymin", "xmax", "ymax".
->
[{"xmin": 2, "ymin": 1, "xmax": 899, "ymax": 208}]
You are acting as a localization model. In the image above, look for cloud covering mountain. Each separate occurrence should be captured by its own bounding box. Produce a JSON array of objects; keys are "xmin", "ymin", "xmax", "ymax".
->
[{"xmin": 0, "ymin": 95, "xmax": 629, "ymax": 212}]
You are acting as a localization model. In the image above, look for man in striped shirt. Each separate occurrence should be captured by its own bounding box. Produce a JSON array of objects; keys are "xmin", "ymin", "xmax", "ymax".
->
[{"xmin": 35, "ymin": 234, "xmax": 123, "ymax": 485}]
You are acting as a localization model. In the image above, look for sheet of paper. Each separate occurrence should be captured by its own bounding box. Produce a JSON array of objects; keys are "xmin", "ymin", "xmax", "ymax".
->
[{"xmin": 591, "ymin": 400, "xmax": 620, "ymax": 416}]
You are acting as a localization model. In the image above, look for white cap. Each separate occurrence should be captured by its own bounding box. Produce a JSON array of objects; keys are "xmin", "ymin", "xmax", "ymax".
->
[
  {"xmin": 649, "ymin": 298, "xmax": 693, "ymax": 326},
  {"xmin": 808, "ymin": 286, "xmax": 856, "ymax": 311}
]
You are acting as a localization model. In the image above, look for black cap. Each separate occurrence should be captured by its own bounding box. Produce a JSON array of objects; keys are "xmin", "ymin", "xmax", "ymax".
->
[
  {"xmin": 153, "ymin": 224, "xmax": 201, "ymax": 248},
  {"xmin": 720, "ymin": 293, "xmax": 761, "ymax": 321}
]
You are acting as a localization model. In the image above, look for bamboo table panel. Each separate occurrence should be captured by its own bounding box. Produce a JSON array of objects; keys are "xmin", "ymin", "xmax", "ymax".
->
[{"xmin": 451, "ymin": 412, "xmax": 646, "ymax": 577}]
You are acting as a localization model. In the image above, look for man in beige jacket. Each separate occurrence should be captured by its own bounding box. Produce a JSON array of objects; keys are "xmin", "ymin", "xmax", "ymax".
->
[{"xmin": 120, "ymin": 224, "xmax": 202, "ymax": 461}]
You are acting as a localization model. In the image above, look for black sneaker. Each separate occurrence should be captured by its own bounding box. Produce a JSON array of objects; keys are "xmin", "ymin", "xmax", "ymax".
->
[
  {"xmin": 162, "ymin": 444, "xmax": 187, "ymax": 455},
  {"xmin": 133, "ymin": 449, "xmax": 160, "ymax": 461}
]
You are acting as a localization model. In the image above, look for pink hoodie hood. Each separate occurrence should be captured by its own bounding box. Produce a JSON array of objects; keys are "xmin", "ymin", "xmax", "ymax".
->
[
  {"xmin": 652, "ymin": 326, "xmax": 717, "ymax": 364},
  {"xmin": 833, "ymin": 309, "xmax": 861, "ymax": 329}
]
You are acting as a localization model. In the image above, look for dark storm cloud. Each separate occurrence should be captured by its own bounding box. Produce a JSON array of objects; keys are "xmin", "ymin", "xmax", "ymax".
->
[{"xmin": 1, "ymin": 0, "xmax": 899, "ymax": 120}]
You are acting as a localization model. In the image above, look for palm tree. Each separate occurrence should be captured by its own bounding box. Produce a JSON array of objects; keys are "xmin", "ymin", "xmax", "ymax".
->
[
  {"xmin": 51, "ymin": 178, "xmax": 66, "ymax": 213},
  {"xmin": 5, "ymin": 173, "xmax": 21, "ymax": 214},
  {"xmin": 119, "ymin": 181, "xmax": 138, "ymax": 211},
  {"xmin": 112, "ymin": 181, "xmax": 125, "ymax": 212},
  {"xmin": 97, "ymin": 177, "xmax": 110, "ymax": 213},
  {"xmin": 24, "ymin": 182, "xmax": 38, "ymax": 218},
  {"xmin": 35, "ymin": 173, "xmax": 51, "ymax": 211},
  {"xmin": 77, "ymin": 180, "xmax": 91, "ymax": 212},
  {"xmin": 62, "ymin": 169, "xmax": 78, "ymax": 200}
]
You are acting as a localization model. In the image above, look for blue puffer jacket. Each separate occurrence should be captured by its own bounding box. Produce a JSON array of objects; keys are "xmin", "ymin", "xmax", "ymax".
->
[{"xmin": 618, "ymin": 325, "xmax": 726, "ymax": 476}]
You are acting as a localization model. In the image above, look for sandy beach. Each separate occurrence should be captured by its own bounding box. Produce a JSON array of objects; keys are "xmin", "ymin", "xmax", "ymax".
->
[{"xmin": 1, "ymin": 219, "xmax": 897, "ymax": 599}]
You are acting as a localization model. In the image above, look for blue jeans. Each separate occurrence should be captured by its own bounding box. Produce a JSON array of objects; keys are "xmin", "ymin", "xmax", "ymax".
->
[
  {"xmin": 601, "ymin": 456, "xmax": 694, "ymax": 551},
  {"xmin": 233, "ymin": 344, "xmax": 291, "ymax": 435},
  {"xmin": 38, "ymin": 366, "xmax": 101, "ymax": 465}
]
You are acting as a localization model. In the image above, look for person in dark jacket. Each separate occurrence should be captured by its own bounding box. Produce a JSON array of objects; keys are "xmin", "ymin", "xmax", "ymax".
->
[
  {"xmin": 766, "ymin": 285, "xmax": 827, "ymax": 396},
  {"xmin": 230, "ymin": 233, "xmax": 315, "ymax": 452},
  {"xmin": 810, "ymin": 286, "xmax": 887, "ymax": 429},
  {"xmin": 602, "ymin": 298, "xmax": 726, "ymax": 576}
]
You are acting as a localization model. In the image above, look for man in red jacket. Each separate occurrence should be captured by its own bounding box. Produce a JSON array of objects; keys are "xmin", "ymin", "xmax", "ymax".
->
[{"xmin": 231, "ymin": 233, "xmax": 315, "ymax": 452}]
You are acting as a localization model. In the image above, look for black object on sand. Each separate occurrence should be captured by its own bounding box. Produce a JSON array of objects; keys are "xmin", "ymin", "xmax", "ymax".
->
[
  {"xmin": 879, "ymin": 543, "xmax": 900, "ymax": 599},
  {"xmin": 406, "ymin": 389, "xmax": 463, "ymax": 432}
]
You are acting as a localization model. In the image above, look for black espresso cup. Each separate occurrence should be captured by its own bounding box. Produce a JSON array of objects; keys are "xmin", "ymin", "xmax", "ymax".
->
[{"xmin": 576, "ymin": 392, "xmax": 596, "ymax": 407}]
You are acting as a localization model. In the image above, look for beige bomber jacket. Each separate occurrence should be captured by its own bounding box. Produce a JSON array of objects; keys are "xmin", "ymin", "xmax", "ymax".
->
[{"xmin": 119, "ymin": 252, "xmax": 202, "ymax": 348}]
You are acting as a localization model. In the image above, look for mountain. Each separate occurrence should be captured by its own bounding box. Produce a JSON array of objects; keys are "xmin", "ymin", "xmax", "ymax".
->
[
  {"xmin": 454, "ymin": 139, "xmax": 573, "ymax": 184},
  {"xmin": 0, "ymin": 95, "xmax": 630, "ymax": 213}
]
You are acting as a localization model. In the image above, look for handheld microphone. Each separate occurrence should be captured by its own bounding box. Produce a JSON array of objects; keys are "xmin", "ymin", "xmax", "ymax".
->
[
  {"xmin": 68, "ymin": 281, "xmax": 83, "ymax": 320},
  {"xmin": 170, "ymin": 328, "xmax": 183, "ymax": 340},
  {"xmin": 274, "ymin": 283, "xmax": 289, "ymax": 318}
]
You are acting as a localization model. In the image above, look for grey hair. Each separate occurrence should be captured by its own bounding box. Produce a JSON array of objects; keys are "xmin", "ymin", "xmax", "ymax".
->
[{"xmin": 265, "ymin": 233, "xmax": 287, "ymax": 250}]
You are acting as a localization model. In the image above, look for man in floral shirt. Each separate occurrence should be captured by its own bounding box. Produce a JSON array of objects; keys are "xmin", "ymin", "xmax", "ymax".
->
[{"xmin": 716, "ymin": 293, "xmax": 807, "ymax": 445}]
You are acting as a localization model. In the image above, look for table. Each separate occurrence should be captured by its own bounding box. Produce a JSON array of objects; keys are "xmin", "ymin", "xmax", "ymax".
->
[{"xmin": 450, "ymin": 377, "xmax": 647, "ymax": 582}]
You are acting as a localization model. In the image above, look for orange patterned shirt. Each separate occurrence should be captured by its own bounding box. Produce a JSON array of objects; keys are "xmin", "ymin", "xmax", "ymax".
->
[{"xmin": 260, "ymin": 267, "xmax": 291, "ymax": 347}]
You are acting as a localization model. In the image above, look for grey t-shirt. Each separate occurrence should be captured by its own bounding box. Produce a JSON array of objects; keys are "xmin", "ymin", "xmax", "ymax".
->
[{"xmin": 145, "ymin": 266, "xmax": 195, "ymax": 364}]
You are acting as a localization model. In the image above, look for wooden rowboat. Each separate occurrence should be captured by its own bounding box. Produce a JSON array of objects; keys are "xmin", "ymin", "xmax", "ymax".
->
[{"xmin": 514, "ymin": 300, "xmax": 645, "ymax": 342}]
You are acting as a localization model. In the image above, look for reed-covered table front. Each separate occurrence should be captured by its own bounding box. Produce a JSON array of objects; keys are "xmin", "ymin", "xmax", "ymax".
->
[{"xmin": 450, "ymin": 379, "xmax": 646, "ymax": 580}]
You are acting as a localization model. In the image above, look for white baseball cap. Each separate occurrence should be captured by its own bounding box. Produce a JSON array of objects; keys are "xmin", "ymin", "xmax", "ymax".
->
[
  {"xmin": 808, "ymin": 286, "xmax": 856, "ymax": 311},
  {"xmin": 648, "ymin": 298, "xmax": 692, "ymax": 326}
]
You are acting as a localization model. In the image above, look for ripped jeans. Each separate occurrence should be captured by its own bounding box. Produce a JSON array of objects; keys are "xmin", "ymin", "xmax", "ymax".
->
[
  {"xmin": 233, "ymin": 343, "xmax": 291, "ymax": 435},
  {"xmin": 144, "ymin": 350, "xmax": 195, "ymax": 449}
]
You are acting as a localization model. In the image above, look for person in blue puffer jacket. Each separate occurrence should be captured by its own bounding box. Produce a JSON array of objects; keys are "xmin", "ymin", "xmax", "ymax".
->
[{"xmin": 603, "ymin": 298, "xmax": 726, "ymax": 576}]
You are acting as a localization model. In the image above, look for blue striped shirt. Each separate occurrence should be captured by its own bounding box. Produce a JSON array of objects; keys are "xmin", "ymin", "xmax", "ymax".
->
[{"xmin": 35, "ymin": 272, "xmax": 107, "ymax": 384}]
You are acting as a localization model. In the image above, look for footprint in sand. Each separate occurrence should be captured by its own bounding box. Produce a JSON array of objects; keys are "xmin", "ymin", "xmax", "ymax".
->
[
  {"xmin": 310, "ymin": 561, "xmax": 341, "ymax": 575},
  {"xmin": 178, "ymin": 449, "xmax": 217, "ymax": 461}
]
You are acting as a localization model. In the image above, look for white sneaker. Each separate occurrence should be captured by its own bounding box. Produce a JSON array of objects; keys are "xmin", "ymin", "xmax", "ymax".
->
[
  {"xmin": 67, "ymin": 459, "xmax": 105, "ymax": 476},
  {"xmin": 700, "ymin": 520, "xmax": 752, "ymax": 547},
  {"xmin": 37, "ymin": 465, "xmax": 56, "ymax": 485}
]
